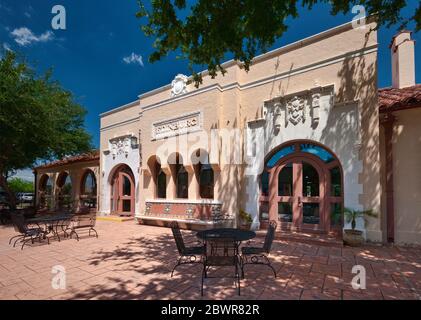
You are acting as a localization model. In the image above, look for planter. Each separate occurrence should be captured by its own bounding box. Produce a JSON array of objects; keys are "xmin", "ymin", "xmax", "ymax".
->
[
  {"xmin": 239, "ymin": 223, "xmax": 252, "ymax": 230},
  {"xmin": 343, "ymin": 229, "xmax": 364, "ymax": 246}
]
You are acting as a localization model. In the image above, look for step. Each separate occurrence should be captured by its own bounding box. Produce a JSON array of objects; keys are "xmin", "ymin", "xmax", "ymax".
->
[
  {"xmin": 97, "ymin": 215, "xmax": 134, "ymax": 222},
  {"xmin": 255, "ymin": 230, "xmax": 343, "ymax": 247}
]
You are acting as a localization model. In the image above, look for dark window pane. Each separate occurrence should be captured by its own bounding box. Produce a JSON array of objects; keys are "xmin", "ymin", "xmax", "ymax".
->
[
  {"xmin": 200, "ymin": 164, "xmax": 214, "ymax": 199},
  {"xmin": 331, "ymin": 203, "xmax": 343, "ymax": 226},
  {"xmin": 278, "ymin": 202, "xmax": 292, "ymax": 222},
  {"xmin": 300, "ymin": 144, "xmax": 335, "ymax": 163},
  {"xmin": 122, "ymin": 200, "xmax": 131, "ymax": 212},
  {"xmin": 266, "ymin": 145, "xmax": 295, "ymax": 168},
  {"xmin": 303, "ymin": 162, "xmax": 319, "ymax": 197},
  {"xmin": 330, "ymin": 167, "xmax": 342, "ymax": 196},
  {"xmin": 261, "ymin": 171, "xmax": 269, "ymax": 196},
  {"xmin": 303, "ymin": 203, "xmax": 320, "ymax": 224},
  {"xmin": 278, "ymin": 163, "xmax": 292, "ymax": 196},
  {"xmin": 123, "ymin": 176, "xmax": 131, "ymax": 196},
  {"xmin": 177, "ymin": 167, "xmax": 188, "ymax": 198},
  {"xmin": 157, "ymin": 170, "xmax": 166, "ymax": 198},
  {"xmin": 259, "ymin": 202, "xmax": 269, "ymax": 221}
]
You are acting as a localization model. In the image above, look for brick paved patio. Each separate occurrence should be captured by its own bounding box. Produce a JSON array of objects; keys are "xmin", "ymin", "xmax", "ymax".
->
[{"xmin": 0, "ymin": 220, "xmax": 420, "ymax": 300}]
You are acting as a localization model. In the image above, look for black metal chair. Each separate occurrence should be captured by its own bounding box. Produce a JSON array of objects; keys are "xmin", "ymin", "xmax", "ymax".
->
[
  {"xmin": 202, "ymin": 236, "xmax": 241, "ymax": 296},
  {"xmin": 9, "ymin": 214, "xmax": 49, "ymax": 250},
  {"xmin": 170, "ymin": 221, "xmax": 204, "ymax": 277},
  {"xmin": 52, "ymin": 214, "xmax": 73, "ymax": 241},
  {"xmin": 65, "ymin": 214, "xmax": 98, "ymax": 241},
  {"xmin": 240, "ymin": 220, "xmax": 277, "ymax": 278}
]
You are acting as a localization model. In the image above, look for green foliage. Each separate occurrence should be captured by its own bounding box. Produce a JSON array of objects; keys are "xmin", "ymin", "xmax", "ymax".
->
[
  {"xmin": 0, "ymin": 51, "xmax": 92, "ymax": 172},
  {"xmin": 344, "ymin": 207, "xmax": 377, "ymax": 230},
  {"xmin": 239, "ymin": 208, "xmax": 253, "ymax": 224},
  {"xmin": 8, "ymin": 177, "xmax": 34, "ymax": 193},
  {"xmin": 137, "ymin": 0, "xmax": 420, "ymax": 87},
  {"xmin": 0, "ymin": 51, "xmax": 92, "ymax": 207}
]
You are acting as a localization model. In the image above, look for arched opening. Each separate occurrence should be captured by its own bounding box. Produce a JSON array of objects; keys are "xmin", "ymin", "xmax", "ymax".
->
[
  {"xmin": 56, "ymin": 172, "xmax": 73, "ymax": 211},
  {"xmin": 38, "ymin": 174, "xmax": 53, "ymax": 209},
  {"xmin": 192, "ymin": 149, "xmax": 214, "ymax": 199},
  {"xmin": 80, "ymin": 169, "xmax": 97, "ymax": 209},
  {"xmin": 110, "ymin": 164, "xmax": 135, "ymax": 216},
  {"xmin": 260, "ymin": 140, "xmax": 343, "ymax": 235}
]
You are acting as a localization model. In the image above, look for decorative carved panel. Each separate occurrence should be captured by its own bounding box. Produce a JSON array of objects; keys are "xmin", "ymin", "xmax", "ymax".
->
[
  {"xmin": 171, "ymin": 74, "xmax": 189, "ymax": 97},
  {"xmin": 108, "ymin": 135, "xmax": 138, "ymax": 158},
  {"xmin": 265, "ymin": 86, "xmax": 333, "ymax": 133},
  {"xmin": 151, "ymin": 111, "xmax": 203, "ymax": 140}
]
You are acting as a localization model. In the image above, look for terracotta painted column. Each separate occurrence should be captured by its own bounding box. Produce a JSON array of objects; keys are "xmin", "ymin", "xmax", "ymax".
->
[{"xmin": 381, "ymin": 113, "xmax": 396, "ymax": 243}]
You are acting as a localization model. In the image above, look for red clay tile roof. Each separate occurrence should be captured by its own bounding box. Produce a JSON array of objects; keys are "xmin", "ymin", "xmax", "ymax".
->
[
  {"xmin": 378, "ymin": 84, "xmax": 421, "ymax": 112},
  {"xmin": 34, "ymin": 150, "xmax": 99, "ymax": 170}
]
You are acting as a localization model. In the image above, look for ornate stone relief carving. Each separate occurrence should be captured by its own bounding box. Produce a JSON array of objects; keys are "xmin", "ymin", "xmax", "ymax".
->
[
  {"xmin": 273, "ymin": 102, "xmax": 283, "ymax": 132},
  {"xmin": 109, "ymin": 135, "xmax": 138, "ymax": 158},
  {"xmin": 311, "ymin": 93, "xmax": 321, "ymax": 127},
  {"xmin": 266, "ymin": 86, "xmax": 332, "ymax": 133},
  {"xmin": 170, "ymin": 74, "xmax": 189, "ymax": 97},
  {"xmin": 286, "ymin": 96, "xmax": 306, "ymax": 125}
]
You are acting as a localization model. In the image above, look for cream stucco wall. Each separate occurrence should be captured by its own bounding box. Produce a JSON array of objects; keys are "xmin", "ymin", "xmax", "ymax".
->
[
  {"xmin": 97, "ymin": 21, "xmax": 383, "ymax": 241},
  {"xmin": 99, "ymin": 101, "xmax": 141, "ymax": 215},
  {"xmin": 391, "ymin": 108, "xmax": 421, "ymax": 244}
]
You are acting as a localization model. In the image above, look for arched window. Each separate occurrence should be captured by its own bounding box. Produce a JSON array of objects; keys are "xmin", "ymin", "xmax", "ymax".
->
[
  {"xmin": 157, "ymin": 168, "xmax": 167, "ymax": 199},
  {"xmin": 57, "ymin": 172, "xmax": 72, "ymax": 210},
  {"xmin": 176, "ymin": 164, "xmax": 188, "ymax": 198},
  {"xmin": 38, "ymin": 174, "xmax": 53, "ymax": 209},
  {"xmin": 80, "ymin": 170, "xmax": 97, "ymax": 208},
  {"xmin": 199, "ymin": 163, "xmax": 214, "ymax": 199},
  {"xmin": 260, "ymin": 141, "xmax": 343, "ymax": 233}
]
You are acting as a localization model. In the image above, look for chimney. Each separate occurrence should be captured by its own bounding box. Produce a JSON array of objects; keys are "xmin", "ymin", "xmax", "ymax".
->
[{"xmin": 390, "ymin": 31, "xmax": 415, "ymax": 88}]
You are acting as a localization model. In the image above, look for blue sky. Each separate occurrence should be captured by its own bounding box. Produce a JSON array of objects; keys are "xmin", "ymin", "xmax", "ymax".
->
[{"xmin": 1, "ymin": 1, "xmax": 419, "ymax": 181}]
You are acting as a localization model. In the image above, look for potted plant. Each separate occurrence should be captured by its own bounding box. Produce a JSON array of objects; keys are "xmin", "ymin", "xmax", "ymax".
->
[
  {"xmin": 343, "ymin": 207, "xmax": 377, "ymax": 246},
  {"xmin": 239, "ymin": 209, "xmax": 253, "ymax": 230}
]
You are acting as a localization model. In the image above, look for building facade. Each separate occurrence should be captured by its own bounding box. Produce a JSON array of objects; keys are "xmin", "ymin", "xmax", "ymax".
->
[{"xmin": 34, "ymin": 22, "xmax": 421, "ymax": 245}]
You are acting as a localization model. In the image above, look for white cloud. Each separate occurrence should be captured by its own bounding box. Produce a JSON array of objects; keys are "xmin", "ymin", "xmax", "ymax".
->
[
  {"xmin": 123, "ymin": 52, "xmax": 144, "ymax": 67},
  {"xmin": 24, "ymin": 12, "xmax": 31, "ymax": 18},
  {"xmin": 3, "ymin": 42, "xmax": 12, "ymax": 51},
  {"xmin": 10, "ymin": 27, "xmax": 54, "ymax": 46},
  {"xmin": 11, "ymin": 169, "xmax": 34, "ymax": 182}
]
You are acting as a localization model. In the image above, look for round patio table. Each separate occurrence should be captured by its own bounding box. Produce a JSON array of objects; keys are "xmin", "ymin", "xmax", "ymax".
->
[{"xmin": 196, "ymin": 228, "xmax": 256, "ymax": 242}]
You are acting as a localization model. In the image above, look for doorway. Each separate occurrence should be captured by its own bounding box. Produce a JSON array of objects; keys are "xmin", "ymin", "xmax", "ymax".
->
[
  {"xmin": 110, "ymin": 165, "xmax": 135, "ymax": 216},
  {"xmin": 260, "ymin": 141, "xmax": 343, "ymax": 234}
]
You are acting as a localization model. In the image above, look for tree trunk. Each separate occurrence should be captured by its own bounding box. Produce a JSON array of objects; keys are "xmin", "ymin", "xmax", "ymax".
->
[{"xmin": 0, "ymin": 173, "xmax": 16, "ymax": 210}]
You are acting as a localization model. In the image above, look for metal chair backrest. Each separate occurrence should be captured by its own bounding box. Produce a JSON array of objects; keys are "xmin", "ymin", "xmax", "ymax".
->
[
  {"xmin": 205, "ymin": 237, "xmax": 238, "ymax": 266},
  {"xmin": 11, "ymin": 213, "xmax": 28, "ymax": 234},
  {"xmin": 170, "ymin": 221, "xmax": 186, "ymax": 254},
  {"xmin": 74, "ymin": 214, "xmax": 95, "ymax": 228},
  {"xmin": 263, "ymin": 220, "xmax": 277, "ymax": 253}
]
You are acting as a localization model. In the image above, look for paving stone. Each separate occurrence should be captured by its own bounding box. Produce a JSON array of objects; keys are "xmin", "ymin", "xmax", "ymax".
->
[{"xmin": 0, "ymin": 220, "xmax": 420, "ymax": 300}]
